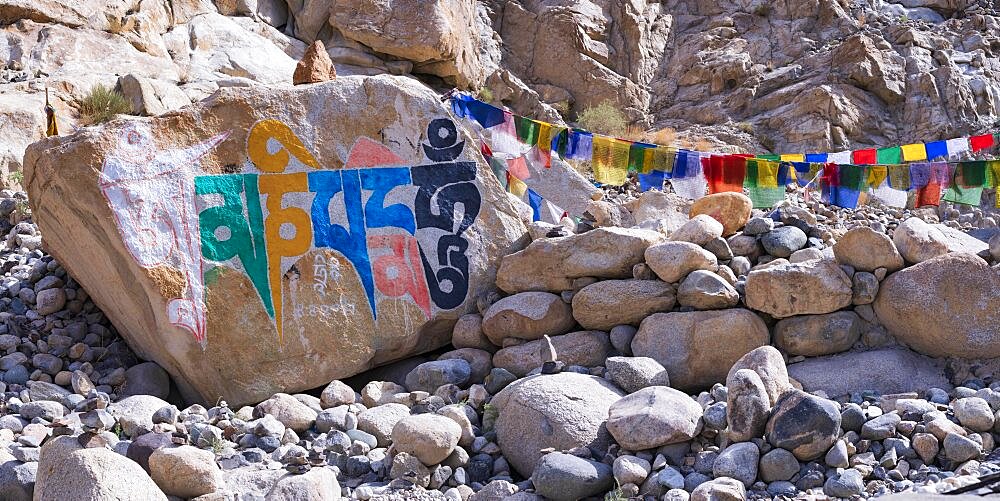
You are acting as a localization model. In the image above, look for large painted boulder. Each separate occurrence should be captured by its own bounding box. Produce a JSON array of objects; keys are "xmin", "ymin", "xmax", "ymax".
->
[{"xmin": 23, "ymin": 75, "xmax": 527, "ymax": 405}]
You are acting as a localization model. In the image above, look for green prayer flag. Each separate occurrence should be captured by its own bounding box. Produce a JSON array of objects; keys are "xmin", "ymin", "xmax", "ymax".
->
[
  {"xmin": 627, "ymin": 143, "xmax": 647, "ymax": 173},
  {"xmin": 959, "ymin": 161, "xmax": 987, "ymax": 187},
  {"xmin": 942, "ymin": 186, "xmax": 983, "ymax": 205},
  {"xmin": 839, "ymin": 164, "xmax": 867, "ymax": 190},
  {"xmin": 876, "ymin": 146, "xmax": 902, "ymax": 164},
  {"xmin": 747, "ymin": 185, "xmax": 786, "ymax": 209},
  {"xmin": 514, "ymin": 116, "xmax": 539, "ymax": 146},
  {"xmin": 744, "ymin": 160, "xmax": 759, "ymax": 186},
  {"xmin": 756, "ymin": 154, "xmax": 780, "ymax": 162}
]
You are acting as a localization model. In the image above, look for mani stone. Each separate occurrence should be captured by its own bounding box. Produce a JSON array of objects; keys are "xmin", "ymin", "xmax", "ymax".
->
[{"xmin": 23, "ymin": 75, "xmax": 527, "ymax": 406}]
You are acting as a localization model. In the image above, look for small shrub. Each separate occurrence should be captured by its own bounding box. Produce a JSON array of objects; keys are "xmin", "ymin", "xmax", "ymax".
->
[
  {"xmin": 622, "ymin": 124, "xmax": 648, "ymax": 142},
  {"xmin": 477, "ymin": 87, "xmax": 495, "ymax": 104},
  {"xmin": 899, "ymin": 14, "xmax": 908, "ymax": 23},
  {"xmin": 576, "ymin": 100, "xmax": 628, "ymax": 136},
  {"xmin": 7, "ymin": 170, "xmax": 23, "ymax": 186},
  {"xmin": 650, "ymin": 127, "xmax": 677, "ymax": 146},
  {"xmin": 753, "ymin": 3, "xmax": 770, "ymax": 16},
  {"xmin": 77, "ymin": 84, "xmax": 133, "ymax": 125},
  {"xmin": 735, "ymin": 121, "xmax": 754, "ymax": 134}
]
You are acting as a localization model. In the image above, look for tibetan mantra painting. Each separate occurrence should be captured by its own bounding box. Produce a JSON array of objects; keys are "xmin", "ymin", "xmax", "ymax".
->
[{"xmin": 99, "ymin": 117, "xmax": 482, "ymax": 346}]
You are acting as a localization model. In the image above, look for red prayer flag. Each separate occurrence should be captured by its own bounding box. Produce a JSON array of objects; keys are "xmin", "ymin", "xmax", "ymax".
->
[
  {"xmin": 970, "ymin": 134, "xmax": 995, "ymax": 152},
  {"xmin": 852, "ymin": 149, "xmax": 877, "ymax": 165},
  {"xmin": 915, "ymin": 182, "xmax": 942, "ymax": 207}
]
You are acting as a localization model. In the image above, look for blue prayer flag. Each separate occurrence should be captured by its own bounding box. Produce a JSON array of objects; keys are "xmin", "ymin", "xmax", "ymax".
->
[
  {"xmin": 805, "ymin": 153, "xmax": 828, "ymax": 163},
  {"xmin": 924, "ymin": 141, "xmax": 948, "ymax": 161},
  {"xmin": 638, "ymin": 170, "xmax": 665, "ymax": 192},
  {"xmin": 527, "ymin": 189, "xmax": 543, "ymax": 222}
]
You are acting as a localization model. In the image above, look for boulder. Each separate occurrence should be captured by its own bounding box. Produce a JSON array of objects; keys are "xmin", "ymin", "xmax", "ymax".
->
[
  {"xmin": 492, "ymin": 330, "xmax": 611, "ymax": 377},
  {"xmin": 392, "ymin": 413, "xmax": 462, "ymax": 466},
  {"xmin": 676, "ymin": 270, "xmax": 739, "ymax": 310},
  {"xmin": 357, "ymin": 403, "xmax": 411, "ymax": 447},
  {"xmin": 24, "ymin": 75, "xmax": 526, "ymax": 406},
  {"xmin": 531, "ymin": 452, "xmax": 614, "ymax": 501},
  {"xmin": 491, "ymin": 372, "xmax": 623, "ymax": 477},
  {"xmin": 644, "ymin": 241, "xmax": 718, "ymax": 283},
  {"xmin": 832, "ymin": 226, "xmax": 904, "ymax": 272},
  {"xmin": 108, "ymin": 395, "xmax": 170, "ymax": 438},
  {"xmin": 404, "ymin": 359, "xmax": 472, "ymax": 392},
  {"xmin": 670, "ymin": 214, "xmax": 724, "ymax": 246},
  {"xmin": 266, "ymin": 468, "xmax": 341, "ymax": 500},
  {"xmin": 604, "ymin": 356, "xmax": 671, "ymax": 393},
  {"xmin": 787, "ymin": 348, "xmax": 951, "ymax": 398},
  {"xmin": 120, "ymin": 362, "xmax": 171, "ymax": 399},
  {"xmin": 689, "ymin": 193, "xmax": 752, "ymax": 237},
  {"xmin": 632, "ymin": 310, "xmax": 769, "ymax": 391},
  {"xmin": 607, "ymin": 386, "xmax": 703, "ymax": 451},
  {"xmin": 745, "ymin": 259, "xmax": 853, "ymax": 318},
  {"xmin": 713, "ymin": 442, "xmax": 759, "ymax": 488},
  {"xmin": 497, "ymin": 228, "xmax": 662, "ymax": 293},
  {"xmin": 34, "ymin": 435, "xmax": 167, "ymax": 500},
  {"xmin": 319, "ymin": 380, "xmax": 355, "ymax": 409},
  {"xmin": 452, "ymin": 313, "xmax": 495, "ymax": 352},
  {"xmin": 571, "ymin": 279, "xmax": 675, "ymax": 330},
  {"xmin": 254, "ymin": 393, "xmax": 318, "ymax": 433},
  {"xmin": 936, "ymin": 224, "xmax": 990, "ymax": 256},
  {"xmin": 760, "ymin": 226, "xmax": 807, "ymax": 258},
  {"xmin": 726, "ymin": 369, "xmax": 769, "ymax": 442},
  {"xmin": 437, "ymin": 348, "xmax": 492, "ymax": 383},
  {"xmin": 148, "ymin": 445, "xmax": 224, "ymax": 498},
  {"xmin": 481, "ymin": 292, "xmax": 575, "ymax": 345},
  {"xmin": 691, "ymin": 477, "xmax": 747, "ymax": 501},
  {"xmin": 874, "ymin": 253, "xmax": 1000, "ymax": 358},
  {"xmin": 892, "ymin": 217, "xmax": 949, "ymax": 263},
  {"xmin": 329, "ymin": 0, "xmax": 484, "ymax": 87},
  {"xmin": 0, "ymin": 457, "xmax": 35, "ymax": 501},
  {"xmin": 726, "ymin": 346, "xmax": 792, "ymax": 406},
  {"xmin": 765, "ymin": 390, "xmax": 841, "ymax": 461},
  {"xmin": 773, "ymin": 311, "xmax": 862, "ymax": 357}
]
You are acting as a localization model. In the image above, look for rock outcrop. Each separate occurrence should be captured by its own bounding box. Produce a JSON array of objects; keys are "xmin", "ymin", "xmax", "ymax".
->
[{"xmin": 24, "ymin": 75, "xmax": 526, "ymax": 405}]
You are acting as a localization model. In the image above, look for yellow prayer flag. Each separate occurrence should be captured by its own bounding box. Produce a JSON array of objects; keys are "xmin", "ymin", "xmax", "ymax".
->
[
  {"xmin": 537, "ymin": 122, "xmax": 552, "ymax": 154},
  {"xmin": 901, "ymin": 143, "xmax": 927, "ymax": 162},
  {"xmin": 508, "ymin": 174, "xmax": 528, "ymax": 197},
  {"xmin": 642, "ymin": 148, "xmax": 655, "ymax": 174},
  {"xmin": 780, "ymin": 154, "xmax": 804, "ymax": 163},
  {"xmin": 592, "ymin": 137, "xmax": 629, "ymax": 186},
  {"xmin": 867, "ymin": 165, "xmax": 888, "ymax": 188},
  {"xmin": 758, "ymin": 161, "xmax": 780, "ymax": 188}
]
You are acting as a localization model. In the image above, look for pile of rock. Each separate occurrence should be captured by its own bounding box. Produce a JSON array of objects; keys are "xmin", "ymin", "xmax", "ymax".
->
[{"xmin": 2, "ymin": 181, "xmax": 1000, "ymax": 500}]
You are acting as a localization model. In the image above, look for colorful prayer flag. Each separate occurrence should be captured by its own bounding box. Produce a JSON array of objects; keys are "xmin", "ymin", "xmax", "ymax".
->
[
  {"xmin": 970, "ymin": 134, "xmax": 995, "ymax": 152},
  {"xmin": 901, "ymin": 143, "xmax": 927, "ymax": 162},
  {"xmin": 638, "ymin": 170, "xmax": 665, "ymax": 192},
  {"xmin": 514, "ymin": 116, "xmax": 539, "ymax": 146},
  {"xmin": 852, "ymin": 149, "xmax": 877, "ymax": 165},
  {"xmin": 507, "ymin": 155, "xmax": 530, "ymax": 180},
  {"xmin": 924, "ymin": 140, "xmax": 948, "ymax": 160},
  {"xmin": 828, "ymin": 151, "xmax": 853, "ymax": 164},
  {"xmin": 805, "ymin": 153, "xmax": 828, "ymax": 163},
  {"xmin": 507, "ymin": 172, "xmax": 528, "ymax": 197},
  {"xmin": 527, "ymin": 189, "xmax": 543, "ymax": 221},
  {"xmin": 876, "ymin": 147, "xmax": 901, "ymax": 164},
  {"xmin": 565, "ymin": 130, "xmax": 593, "ymax": 160},
  {"xmin": 780, "ymin": 154, "xmax": 804, "ymax": 163},
  {"xmin": 946, "ymin": 137, "xmax": 970, "ymax": 158}
]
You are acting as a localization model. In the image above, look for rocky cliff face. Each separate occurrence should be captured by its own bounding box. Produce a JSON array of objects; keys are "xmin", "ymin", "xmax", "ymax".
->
[{"xmin": 3, "ymin": 0, "xmax": 1000, "ymax": 185}]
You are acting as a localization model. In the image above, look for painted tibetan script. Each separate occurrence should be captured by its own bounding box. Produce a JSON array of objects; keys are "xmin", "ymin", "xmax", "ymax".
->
[{"xmin": 102, "ymin": 117, "xmax": 482, "ymax": 345}]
